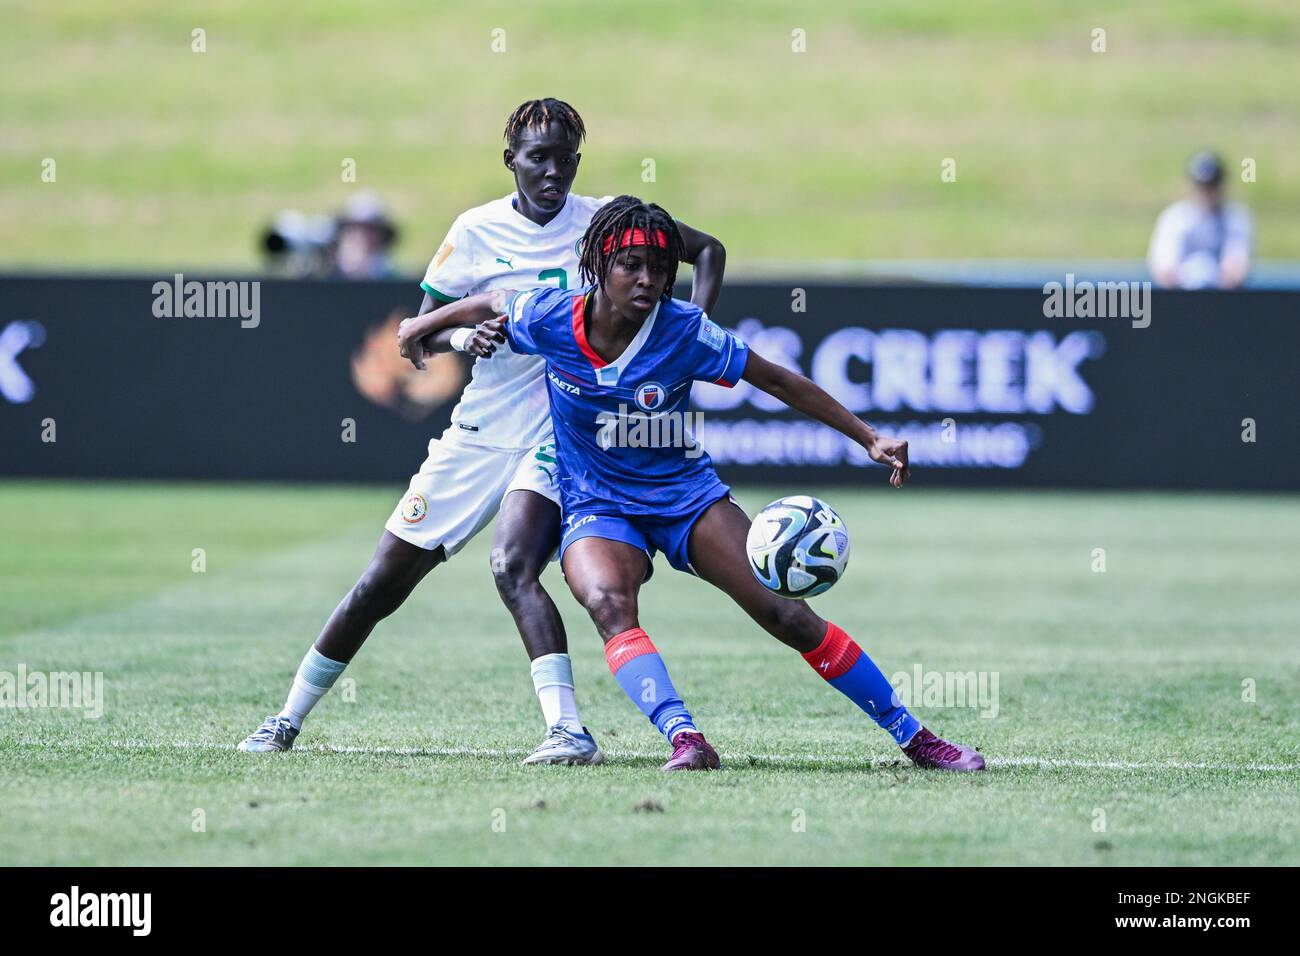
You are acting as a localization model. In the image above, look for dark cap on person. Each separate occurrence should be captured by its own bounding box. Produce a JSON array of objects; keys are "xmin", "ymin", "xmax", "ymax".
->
[{"xmin": 1186, "ymin": 151, "xmax": 1225, "ymax": 186}]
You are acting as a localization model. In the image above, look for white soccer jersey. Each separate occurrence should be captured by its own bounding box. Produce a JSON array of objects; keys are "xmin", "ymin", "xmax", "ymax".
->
[{"xmin": 421, "ymin": 192, "xmax": 613, "ymax": 449}]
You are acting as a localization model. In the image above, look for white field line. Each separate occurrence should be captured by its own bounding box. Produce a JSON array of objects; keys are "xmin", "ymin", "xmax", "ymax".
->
[{"xmin": 13, "ymin": 738, "xmax": 1300, "ymax": 773}]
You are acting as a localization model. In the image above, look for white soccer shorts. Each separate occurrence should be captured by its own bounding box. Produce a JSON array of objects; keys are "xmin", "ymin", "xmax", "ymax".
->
[{"xmin": 384, "ymin": 430, "xmax": 560, "ymax": 556}]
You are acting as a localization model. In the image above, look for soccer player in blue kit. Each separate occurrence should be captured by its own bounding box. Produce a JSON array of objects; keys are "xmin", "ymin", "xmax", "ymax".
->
[{"xmin": 398, "ymin": 196, "xmax": 985, "ymax": 772}]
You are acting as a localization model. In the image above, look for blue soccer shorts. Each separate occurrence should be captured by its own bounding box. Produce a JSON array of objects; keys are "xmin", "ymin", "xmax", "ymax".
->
[{"xmin": 559, "ymin": 486, "xmax": 734, "ymax": 576}]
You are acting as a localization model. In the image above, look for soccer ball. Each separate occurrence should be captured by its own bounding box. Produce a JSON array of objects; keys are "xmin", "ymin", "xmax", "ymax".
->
[{"xmin": 746, "ymin": 496, "xmax": 850, "ymax": 599}]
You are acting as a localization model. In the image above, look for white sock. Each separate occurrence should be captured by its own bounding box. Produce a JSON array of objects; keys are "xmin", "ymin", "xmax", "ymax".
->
[
  {"xmin": 530, "ymin": 653, "xmax": 582, "ymax": 731},
  {"xmin": 278, "ymin": 646, "xmax": 348, "ymax": 729}
]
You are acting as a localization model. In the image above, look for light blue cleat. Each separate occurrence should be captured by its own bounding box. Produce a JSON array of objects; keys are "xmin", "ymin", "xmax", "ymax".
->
[
  {"xmin": 238, "ymin": 714, "xmax": 300, "ymax": 753},
  {"xmin": 521, "ymin": 724, "xmax": 605, "ymax": 766}
]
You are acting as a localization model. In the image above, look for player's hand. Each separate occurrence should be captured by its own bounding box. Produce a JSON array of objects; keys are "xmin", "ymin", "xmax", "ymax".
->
[
  {"xmin": 867, "ymin": 436, "xmax": 910, "ymax": 488},
  {"xmin": 464, "ymin": 315, "xmax": 507, "ymax": 358},
  {"xmin": 397, "ymin": 317, "xmax": 432, "ymax": 371}
]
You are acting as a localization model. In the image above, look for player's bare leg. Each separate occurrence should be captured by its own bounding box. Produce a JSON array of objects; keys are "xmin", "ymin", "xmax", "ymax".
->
[
  {"xmin": 316, "ymin": 531, "xmax": 445, "ymax": 662},
  {"xmin": 491, "ymin": 490, "xmax": 567, "ymax": 660},
  {"xmin": 238, "ymin": 531, "xmax": 442, "ymax": 752},
  {"xmin": 494, "ymin": 489, "xmax": 602, "ymax": 765},
  {"xmin": 556, "ymin": 535, "xmax": 647, "ymax": 641},
  {"xmin": 562, "ymin": 536, "xmax": 718, "ymax": 770},
  {"xmin": 686, "ymin": 499, "xmax": 829, "ymax": 650},
  {"xmin": 686, "ymin": 498, "xmax": 985, "ymax": 771}
]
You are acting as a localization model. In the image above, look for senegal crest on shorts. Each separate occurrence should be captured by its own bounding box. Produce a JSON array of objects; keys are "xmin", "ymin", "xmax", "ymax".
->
[{"xmin": 399, "ymin": 492, "xmax": 428, "ymax": 523}]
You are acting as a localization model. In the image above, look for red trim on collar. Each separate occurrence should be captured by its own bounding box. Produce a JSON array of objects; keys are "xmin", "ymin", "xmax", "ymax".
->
[{"xmin": 571, "ymin": 293, "xmax": 607, "ymax": 370}]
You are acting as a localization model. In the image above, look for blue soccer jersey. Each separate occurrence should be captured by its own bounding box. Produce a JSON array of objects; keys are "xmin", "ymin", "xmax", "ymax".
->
[{"xmin": 504, "ymin": 286, "xmax": 749, "ymax": 520}]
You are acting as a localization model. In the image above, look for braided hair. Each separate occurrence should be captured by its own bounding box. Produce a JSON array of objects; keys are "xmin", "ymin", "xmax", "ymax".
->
[
  {"xmin": 579, "ymin": 196, "xmax": 687, "ymax": 301},
  {"xmin": 503, "ymin": 98, "xmax": 586, "ymax": 148}
]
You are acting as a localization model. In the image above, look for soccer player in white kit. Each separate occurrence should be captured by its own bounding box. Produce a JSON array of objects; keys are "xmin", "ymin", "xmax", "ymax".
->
[{"xmin": 239, "ymin": 99, "xmax": 726, "ymax": 763}]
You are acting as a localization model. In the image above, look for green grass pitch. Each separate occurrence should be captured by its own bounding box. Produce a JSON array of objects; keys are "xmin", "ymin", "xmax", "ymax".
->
[{"xmin": 1, "ymin": 481, "xmax": 1297, "ymax": 866}]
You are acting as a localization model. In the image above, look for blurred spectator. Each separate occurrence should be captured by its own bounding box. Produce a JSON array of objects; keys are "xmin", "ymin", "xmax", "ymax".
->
[
  {"xmin": 333, "ymin": 192, "xmax": 399, "ymax": 280},
  {"xmin": 261, "ymin": 192, "xmax": 400, "ymax": 279},
  {"xmin": 1148, "ymin": 152, "xmax": 1252, "ymax": 289}
]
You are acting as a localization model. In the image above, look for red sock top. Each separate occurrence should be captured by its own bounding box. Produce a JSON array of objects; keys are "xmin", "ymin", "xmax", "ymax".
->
[
  {"xmin": 801, "ymin": 621, "xmax": 861, "ymax": 680},
  {"xmin": 604, "ymin": 627, "xmax": 657, "ymax": 673}
]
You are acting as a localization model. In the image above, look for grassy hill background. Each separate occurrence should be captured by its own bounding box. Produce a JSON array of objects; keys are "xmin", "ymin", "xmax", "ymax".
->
[{"xmin": 2, "ymin": 0, "xmax": 1297, "ymax": 272}]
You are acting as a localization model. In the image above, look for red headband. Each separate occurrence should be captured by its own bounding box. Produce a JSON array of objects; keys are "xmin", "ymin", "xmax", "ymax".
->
[{"xmin": 601, "ymin": 227, "xmax": 669, "ymax": 255}]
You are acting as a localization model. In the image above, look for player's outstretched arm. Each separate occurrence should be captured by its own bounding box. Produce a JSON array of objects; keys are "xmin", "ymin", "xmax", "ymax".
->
[
  {"xmin": 397, "ymin": 289, "xmax": 515, "ymax": 369},
  {"xmin": 411, "ymin": 293, "xmax": 458, "ymax": 355},
  {"xmin": 676, "ymin": 219, "xmax": 726, "ymax": 314},
  {"xmin": 741, "ymin": 351, "xmax": 911, "ymax": 488},
  {"xmin": 408, "ymin": 294, "xmax": 479, "ymax": 357}
]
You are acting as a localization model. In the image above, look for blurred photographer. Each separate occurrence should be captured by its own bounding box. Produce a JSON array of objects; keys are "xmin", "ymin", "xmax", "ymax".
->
[
  {"xmin": 261, "ymin": 210, "xmax": 337, "ymax": 278},
  {"xmin": 261, "ymin": 192, "xmax": 400, "ymax": 279}
]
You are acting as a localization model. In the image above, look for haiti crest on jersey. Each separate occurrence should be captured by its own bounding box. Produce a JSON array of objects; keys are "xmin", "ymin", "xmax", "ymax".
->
[{"xmin": 633, "ymin": 381, "xmax": 667, "ymax": 411}]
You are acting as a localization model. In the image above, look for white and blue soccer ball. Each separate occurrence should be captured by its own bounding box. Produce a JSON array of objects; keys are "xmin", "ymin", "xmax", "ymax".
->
[{"xmin": 746, "ymin": 495, "xmax": 850, "ymax": 599}]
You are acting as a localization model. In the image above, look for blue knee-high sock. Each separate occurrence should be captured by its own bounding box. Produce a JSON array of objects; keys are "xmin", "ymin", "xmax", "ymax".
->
[
  {"xmin": 802, "ymin": 621, "xmax": 921, "ymax": 746},
  {"xmin": 604, "ymin": 627, "xmax": 697, "ymax": 742}
]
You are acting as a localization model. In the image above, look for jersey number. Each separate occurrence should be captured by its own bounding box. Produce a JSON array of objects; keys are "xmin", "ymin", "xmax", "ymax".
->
[{"xmin": 538, "ymin": 268, "xmax": 568, "ymax": 290}]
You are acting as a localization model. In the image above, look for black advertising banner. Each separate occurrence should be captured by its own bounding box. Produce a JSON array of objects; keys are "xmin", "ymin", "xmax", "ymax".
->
[
  {"xmin": 1, "ymin": 275, "xmax": 1296, "ymax": 489},
  {"xmin": 692, "ymin": 282, "xmax": 1299, "ymax": 489},
  {"xmin": 0, "ymin": 276, "xmax": 464, "ymax": 483}
]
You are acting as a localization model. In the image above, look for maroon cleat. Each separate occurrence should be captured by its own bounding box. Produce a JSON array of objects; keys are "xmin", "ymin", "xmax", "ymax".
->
[
  {"xmin": 902, "ymin": 727, "xmax": 986, "ymax": 772},
  {"xmin": 662, "ymin": 731, "xmax": 721, "ymax": 772}
]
